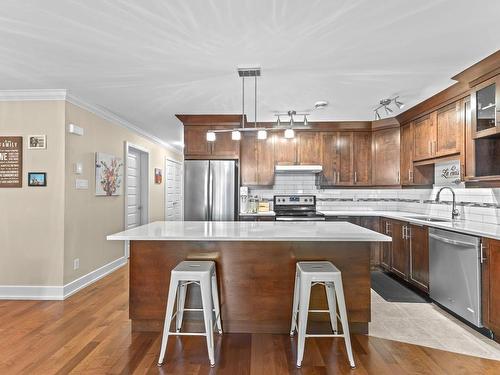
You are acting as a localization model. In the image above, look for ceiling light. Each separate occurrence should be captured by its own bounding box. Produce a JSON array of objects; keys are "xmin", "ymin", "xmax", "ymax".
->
[
  {"xmin": 231, "ymin": 130, "xmax": 241, "ymax": 140},
  {"xmin": 257, "ymin": 129, "xmax": 267, "ymax": 140},
  {"xmin": 284, "ymin": 128, "xmax": 295, "ymax": 139},
  {"xmin": 374, "ymin": 110, "xmax": 381, "ymax": 120},
  {"xmin": 314, "ymin": 101, "xmax": 328, "ymax": 110},
  {"xmin": 304, "ymin": 115, "xmax": 308, "ymax": 126},
  {"xmin": 289, "ymin": 112, "xmax": 294, "ymax": 127},
  {"xmin": 206, "ymin": 131, "xmax": 216, "ymax": 142},
  {"xmin": 277, "ymin": 115, "xmax": 281, "ymax": 126},
  {"xmin": 394, "ymin": 97, "xmax": 405, "ymax": 109},
  {"xmin": 384, "ymin": 106, "xmax": 393, "ymax": 115}
]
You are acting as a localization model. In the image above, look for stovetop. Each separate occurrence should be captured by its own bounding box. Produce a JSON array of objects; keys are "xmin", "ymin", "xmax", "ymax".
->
[{"xmin": 273, "ymin": 195, "xmax": 324, "ymax": 218}]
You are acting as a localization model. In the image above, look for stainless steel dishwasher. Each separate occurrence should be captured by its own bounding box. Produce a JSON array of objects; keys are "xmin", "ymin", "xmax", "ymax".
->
[{"xmin": 429, "ymin": 228, "xmax": 483, "ymax": 327}]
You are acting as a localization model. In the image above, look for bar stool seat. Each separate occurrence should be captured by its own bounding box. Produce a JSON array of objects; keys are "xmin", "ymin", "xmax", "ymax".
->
[
  {"xmin": 157, "ymin": 261, "xmax": 222, "ymax": 367},
  {"xmin": 290, "ymin": 261, "xmax": 355, "ymax": 368}
]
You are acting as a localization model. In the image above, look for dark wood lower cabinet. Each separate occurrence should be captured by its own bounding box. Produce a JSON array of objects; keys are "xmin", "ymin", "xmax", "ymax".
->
[
  {"xmin": 408, "ymin": 224, "xmax": 429, "ymax": 292},
  {"xmin": 379, "ymin": 218, "xmax": 392, "ymax": 270},
  {"xmin": 482, "ymin": 238, "xmax": 500, "ymax": 342},
  {"xmin": 377, "ymin": 219, "xmax": 430, "ymax": 292},
  {"xmin": 390, "ymin": 220, "xmax": 409, "ymax": 279}
]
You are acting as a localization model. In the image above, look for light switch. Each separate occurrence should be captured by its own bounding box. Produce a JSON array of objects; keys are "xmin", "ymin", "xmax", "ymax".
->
[
  {"xmin": 74, "ymin": 162, "xmax": 83, "ymax": 174},
  {"xmin": 68, "ymin": 123, "xmax": 84, "ymax": 136},
  {"xmin": 75, "ymin": 179, "xmax": 89, "ymax": 190}
]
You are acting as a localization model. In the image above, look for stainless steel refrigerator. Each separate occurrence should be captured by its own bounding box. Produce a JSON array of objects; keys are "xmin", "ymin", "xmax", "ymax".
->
[{"xmin": 184, "ymin": 160, "xmax": 238, "ymax": 221}]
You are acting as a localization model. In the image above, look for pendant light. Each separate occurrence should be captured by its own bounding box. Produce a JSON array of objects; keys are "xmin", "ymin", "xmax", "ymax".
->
[
  {"xmin": 231, "ymin": 130, "xmax": 241, "ymax": 140},
  {"xmin": 304, "ymin": 115, "xmax": 308, "ymax": 126},
  {"xmin": 284, "ymin": 128, "xmax": 295, "ymax": 139},
  {"xmin": 206, "ymin": 131, "xmax": 216, "ymax": 142},
  {"xmin": 277, "ymin": 115, "xmax": 281, "ymax": 127},
  {"xmin": 257, "ymin": 129, "xmax": 267, "ymax": 140}
]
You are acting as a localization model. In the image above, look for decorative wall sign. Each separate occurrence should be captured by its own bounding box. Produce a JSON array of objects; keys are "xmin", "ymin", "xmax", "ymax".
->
[
  {"xmin": 155, "ymin": 168, "xmax": 162, "ymax": 184},
  {"xmin": 435, "ymin": 159, "xmax": 461, "ymax": 186},
  {"xmin": 95, "ymin": 152, "xmax": 123, "ymax": 196},
  {"xmin": 28, "ymin": 135, "xmax": 46, "ymax": 149},
  {"xmin": 0, "ymin": 136, "xmax": 22, "ymax": 188},
  {"xmin": 28, "ymin": 172, "xmax": 47, "ymax": 186}
]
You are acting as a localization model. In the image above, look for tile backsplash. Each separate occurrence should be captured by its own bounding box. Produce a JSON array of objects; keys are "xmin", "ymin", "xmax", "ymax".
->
[{"xmin": 248, "ymin": 173, "xmax": 500, "ymax": 225}]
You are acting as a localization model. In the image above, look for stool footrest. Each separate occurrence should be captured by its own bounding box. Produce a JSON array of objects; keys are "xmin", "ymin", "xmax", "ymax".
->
[
  {"xmin": 305, "ymin": 334, "xmax": 344, "ymax": 338},
  {"xmin": 168, "ymin": 332, "xmax": 207, "ymax": 337}
]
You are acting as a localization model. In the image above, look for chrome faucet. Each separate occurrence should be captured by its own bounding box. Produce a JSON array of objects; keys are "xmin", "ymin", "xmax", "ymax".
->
[{"xmin": 435, "ymin": 187, "xmax": 460, "ymax": 220}]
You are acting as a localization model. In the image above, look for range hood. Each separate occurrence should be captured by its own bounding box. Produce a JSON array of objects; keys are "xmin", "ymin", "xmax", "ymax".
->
[{"xmin": 275, "ymin": 165, "xmax": 323, "ymax": 174}]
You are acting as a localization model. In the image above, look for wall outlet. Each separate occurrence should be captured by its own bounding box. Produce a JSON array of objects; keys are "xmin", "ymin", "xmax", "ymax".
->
[{"xmin": 74, "ymin": 258, "xmax": 80, "ymax": 270}]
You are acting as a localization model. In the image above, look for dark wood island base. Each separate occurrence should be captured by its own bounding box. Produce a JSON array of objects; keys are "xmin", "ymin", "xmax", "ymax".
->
[{"xmin": 129, "ymin": 240, "xmax": 371, "ymax": 334}]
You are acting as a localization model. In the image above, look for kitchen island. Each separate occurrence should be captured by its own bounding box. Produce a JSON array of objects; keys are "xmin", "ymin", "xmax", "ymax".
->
[{"xmin": 108, "ymin": 221, "xmax": 391, "ymax": 334}]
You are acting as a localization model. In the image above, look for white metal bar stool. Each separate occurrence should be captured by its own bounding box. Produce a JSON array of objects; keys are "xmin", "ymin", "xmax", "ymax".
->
[
  {"xmin": 157, "ymin": 261, "xmax": 222, "ymax": 368},
  {"xmin": 290, "ymin": 261, "xmax": 355, "ymax": 369}
]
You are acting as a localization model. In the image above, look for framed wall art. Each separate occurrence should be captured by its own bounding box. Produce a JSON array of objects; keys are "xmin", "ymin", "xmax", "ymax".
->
[
  {"xmin": 155, "ymin": 168, "xmax": 162, "ymax": 184},
  {"xmin": 28, "ymin": 172, "xmax": 47, "ymax": 186},
  {"xmin": 28, "ymin": 135, "xmax": 46, "ymax": 149},
  {"xmin": 95, "ymin": 152, "xmax": 123, "ymax": 196}
]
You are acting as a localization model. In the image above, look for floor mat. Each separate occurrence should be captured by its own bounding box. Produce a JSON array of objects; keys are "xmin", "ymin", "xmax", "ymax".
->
[{"xmin": 371, "ymin": 271, "xmax": 428, "ymax": 303}]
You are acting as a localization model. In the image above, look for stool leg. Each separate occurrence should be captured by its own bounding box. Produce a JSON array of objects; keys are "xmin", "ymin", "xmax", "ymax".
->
[
  {"xmin": 290, "ymin": 270, "xmax": 300, "ymax": 336},
  {"xmin": 176, "ymin": 282, "xmax": 188, "ymax": 332},
  {"xmin": 296, "ymin": 278, "xmax": 311, "ymax": 368},
  {"xmin": 325, "ymin": 282, "xmax": 338, "ymax": 333},
  {"xmin": 200, "ymin": 277, "xmax": 215, "ymax": 367},
  {"xmin": 158, "ymin": 278, "xmax": 179, "ymax": 366},
  {"xmin": 211, "ymin": 270, "xmax": 223, "ymax": 334},
  {"xmin": 334, "ymin": 276, "xmax": 355, "ymax": 369}
]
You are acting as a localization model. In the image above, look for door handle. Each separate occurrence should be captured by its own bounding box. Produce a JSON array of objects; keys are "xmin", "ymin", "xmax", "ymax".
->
[
  {"xmin": 429, "ymin": 141, "xmax": 432, "ymax": 155},
  {"xmin": 337, "ymin": 171, "xmax": 340, "ymax": 183},
  {"xmin": 481, "ymin": 243, "xmax": 487, "ymax": 263},
  {"xmin": 354, "ymin": 171, "xmax": 357, "ymax": 184},
  {"xmin": 402, "ymin": 225, "xmax": 406, "ymax": 239}
]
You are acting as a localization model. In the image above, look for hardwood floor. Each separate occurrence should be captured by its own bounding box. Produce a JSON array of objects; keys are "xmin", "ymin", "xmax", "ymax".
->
[{"xmin": 0, "ymin": 264, "xmax": 499, "ymax": 374}]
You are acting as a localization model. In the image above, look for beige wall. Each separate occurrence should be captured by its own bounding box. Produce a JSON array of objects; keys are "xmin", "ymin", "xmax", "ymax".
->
[
  {"xmin": 64, "ymin": 102, "xmax": 182, "ymax": 284},
  {"xmin": 0, "ymin": 101, "xmax": 66, "ymax": 285}
]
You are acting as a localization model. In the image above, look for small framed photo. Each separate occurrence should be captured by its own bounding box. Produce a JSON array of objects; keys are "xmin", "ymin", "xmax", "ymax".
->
[
  {"xmin": 155, "ymin": 168, "xmax": 162, "ymax": 184},
  {"xmin": 28, "ymin": 172, "xmax": 47, "ymax": 186},
  {"xmin": 28, "ymin": 135, "xmax": 46, "ymax": 149}
]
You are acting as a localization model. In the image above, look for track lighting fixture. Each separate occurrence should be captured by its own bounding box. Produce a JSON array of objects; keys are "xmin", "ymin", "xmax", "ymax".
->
[{"xmin": 373, "ymin": 96, "xmax": 405, "ymax": 120}]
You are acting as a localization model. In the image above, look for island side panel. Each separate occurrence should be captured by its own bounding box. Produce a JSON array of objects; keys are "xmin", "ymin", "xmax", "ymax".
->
[{"xmin": 129, "ymin": 240, "xmax": 371, "ymax": 334}]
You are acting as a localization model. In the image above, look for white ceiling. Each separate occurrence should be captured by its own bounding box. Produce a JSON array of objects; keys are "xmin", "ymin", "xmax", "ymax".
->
[{"xmin": 1, "ymin": 0, "xmax": 499, "ymax": 149}]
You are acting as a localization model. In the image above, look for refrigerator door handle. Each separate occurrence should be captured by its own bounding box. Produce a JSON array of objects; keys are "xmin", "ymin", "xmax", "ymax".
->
[{"xmin": 208, "ymin": 162, "xmax": 213, "ymax": 221}]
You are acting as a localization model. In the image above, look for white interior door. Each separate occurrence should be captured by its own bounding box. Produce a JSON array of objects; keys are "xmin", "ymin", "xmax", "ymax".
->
[
  {"xmin": 127, "ymin": 149, "xmax": 142, "ymax": 229},
  {"xmin": 165, "ymin": 158, "xmax": 182, "ymax": 221}
]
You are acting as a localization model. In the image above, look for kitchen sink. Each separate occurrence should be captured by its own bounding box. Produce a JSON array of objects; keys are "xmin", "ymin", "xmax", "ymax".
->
[{"xmin": 403, "ymin": 216, "xmax": 451, "ymax": 222}]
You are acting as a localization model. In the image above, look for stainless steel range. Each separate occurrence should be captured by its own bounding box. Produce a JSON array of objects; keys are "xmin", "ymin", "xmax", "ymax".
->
[{"xmin": 274, "ymin": 195, "xmax": 325, "ymax": 221}]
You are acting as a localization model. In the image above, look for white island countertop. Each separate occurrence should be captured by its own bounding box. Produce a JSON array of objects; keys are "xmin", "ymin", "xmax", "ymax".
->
[{"xmin": 107, "ymin": 221, "xmax": 392, "ymax": 242}]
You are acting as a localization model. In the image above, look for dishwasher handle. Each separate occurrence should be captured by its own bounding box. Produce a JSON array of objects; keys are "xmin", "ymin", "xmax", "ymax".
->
[{"xmin": 429, "ymin": 233, "xmax": 477, "ymax": 248}]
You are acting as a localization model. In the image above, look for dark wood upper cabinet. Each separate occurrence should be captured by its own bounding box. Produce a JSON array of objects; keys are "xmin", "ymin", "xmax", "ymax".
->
[
  {"xmin": 482, "ymin": 238, "xmax": 500, "ymax": 340},
  {"xmin": 297, "ymin": 132, "xmax": 321, "ymax": 164},
  {"xmin": 184, "ymin": 125, "xmax": 239, "ymax": 159},
  {"xmin": 240, "ymin": 133, "xmax": 275, "ymax": 186},
  {"xmin": 408, "ymin": 224, "xmax": 429, "ymax": 292},
  {"xmin": 184, "ymin": 125, "xmax": 212, "ymax": 157},
  {"xmin": 320, "ymin": 132, "xmax": 339, "ymax": 185},
  {"xmin": 337, "ymin": 132, "xmax": 353, "ymax": 185},
  {"xmin": 274, "ymin": 136, "xmax": 297, "ymax": 165},
  {"xmin": 211, "ymin": 129, "xmax": 240, "ymax": 158},
  {"xmin": 400, "ymin": 123, "xmax": 414, "ymax": 185},
  {"xmin": 256, "ymin": 135, "xmax": 275, "ymax": 185},
  {"xmin": 413, "ymin": 114, "xmax": 434, "ymax": 161},
  {"xmin": 372, "ymin": 128, "xmax": 400, "ymax": 186},
  {"xmin": 472, "ymin": 75, "xmax": 500, "ymax": 139},
  {"xmin": 353, "ymin": 132, "xmax": 372, "ymax": 185},
  {"xmin": 240, "ymin": 133, "xmax": 258, "ymax": 185},
  {"xmin": 435, "ymin": 101, "xmax": 463, "ymax": 157}
]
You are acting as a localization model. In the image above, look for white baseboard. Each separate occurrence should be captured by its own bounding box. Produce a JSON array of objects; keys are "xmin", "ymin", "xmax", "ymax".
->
[{"xmin": 0, "ymin": 256, "xmax": 128, "ymax": 301}]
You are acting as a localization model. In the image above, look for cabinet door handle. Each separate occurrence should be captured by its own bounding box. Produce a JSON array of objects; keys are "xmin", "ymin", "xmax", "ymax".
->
[
  {"xmin": 397, "ymin": 171, "xmax": 400, "ymax": 183},
  {"xmin": 433, "ymin": 141, "xmax": 437, "ymax": 155},
  {"xmin": 481, "ymin": 243, "xmax": 487, "ymax": 264},
  {"xmin": 402, "ymin": 225, "xmax": 406, "ymax": 239},
  {"xmin": 337, "ymin": 171, "xmax": 340, "ymax": 183},
  {"xmin": 354, "ymin": 171, "xmax": 357, "ymax": 184}
]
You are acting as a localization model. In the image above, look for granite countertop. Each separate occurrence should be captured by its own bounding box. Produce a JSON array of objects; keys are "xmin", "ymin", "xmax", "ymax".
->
[
  {"xmin": 107, "ymin": 221, "xmax": 391, "ymax": 242},
  {"xmin": 319, "ymin": 210, "xmax": 500, "ymax": 240}
]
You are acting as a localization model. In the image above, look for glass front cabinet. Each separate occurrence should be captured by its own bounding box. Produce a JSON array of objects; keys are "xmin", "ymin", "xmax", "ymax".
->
[{"xmin": 472, "ymin": 75, "xmax": 500, "ymax": 139}]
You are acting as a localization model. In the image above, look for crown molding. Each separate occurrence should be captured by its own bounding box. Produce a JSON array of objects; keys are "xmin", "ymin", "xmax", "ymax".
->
[
  {"xmin": 0, "ymin": 89, "xmax": 68, "ymax": 101},
  {"xmin": 66, "ymin": 94, "xmax": 181, "ymax": 153},
  {"xmin": 0, "ymin": 89, "xmax": 181, "ymax": 153}
]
